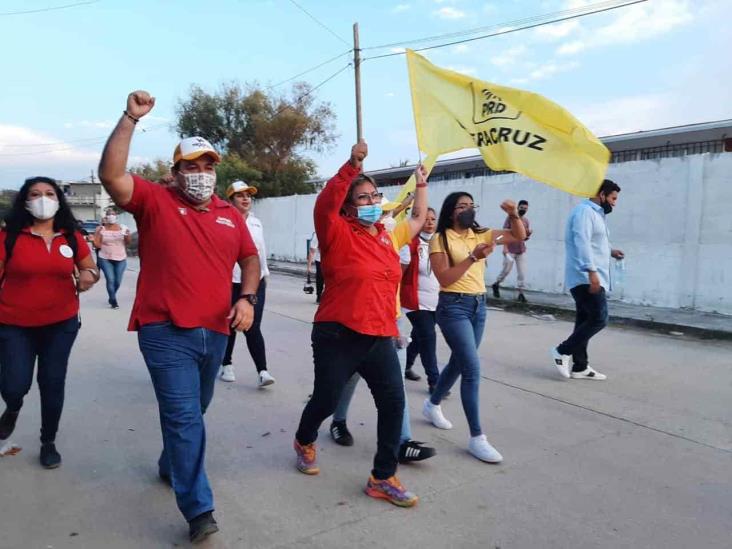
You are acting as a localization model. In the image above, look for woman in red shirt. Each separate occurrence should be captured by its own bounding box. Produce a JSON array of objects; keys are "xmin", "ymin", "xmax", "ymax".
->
[
  {"xmin": 0, "ymin": 177, "xmax": 99, "ymax": 468},
  {"xmin": 293, "ymin": 141, "xmax": 428, "ymax": 508}
]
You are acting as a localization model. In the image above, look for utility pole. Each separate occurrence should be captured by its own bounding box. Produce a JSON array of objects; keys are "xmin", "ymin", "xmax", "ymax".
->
[{"xmin": 353, "ymin": 22, "xmax": 363, "ymax": 142}]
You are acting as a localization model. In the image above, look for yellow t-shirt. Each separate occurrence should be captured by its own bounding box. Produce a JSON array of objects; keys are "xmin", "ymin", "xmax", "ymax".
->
[
  {"xmin": 429, "ymin": 228, "xmax": 493, "ymax": 294},
  {"xmin": 390, "ymin": 221, "xmax": 412, "ymax": 318}
]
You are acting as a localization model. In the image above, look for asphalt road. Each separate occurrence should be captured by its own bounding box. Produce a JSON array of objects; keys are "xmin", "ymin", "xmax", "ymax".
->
[{"xmin": 1, "ymin": 270, "xmax": 730, "ymax": 548}]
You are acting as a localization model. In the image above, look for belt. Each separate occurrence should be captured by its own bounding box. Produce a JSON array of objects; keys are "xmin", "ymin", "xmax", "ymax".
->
[{"xmin": 439, "ymin": 291, "xmax": 486, "ymax": 297}]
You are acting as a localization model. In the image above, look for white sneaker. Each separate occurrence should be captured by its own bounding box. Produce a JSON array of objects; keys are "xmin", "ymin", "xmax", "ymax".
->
[
  {"xmin": 220, "ymin": 365, "xmax": 236, "ymax": 382},
  {"xmin": 570, "ymin": 366, "xmax": 607, "ymax": 380},
  {"xmin": 422, "ymin": 399, "xmax": 453, "ymax": 429},
  {"xmin": 468, "ymin": 434, "xmax": 503, "ymax": 463},
  {"xmin": 550, "ymin": 347, "xmax": 571, "ymax": 379},
  {"xmin": 258, "ymin": 370, "xmax": 275, "ymax": 388}
]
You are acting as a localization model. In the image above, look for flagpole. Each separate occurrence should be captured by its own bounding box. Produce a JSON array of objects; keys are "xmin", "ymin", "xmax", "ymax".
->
[{"xmin": 353, "ymin": 22, "xmax": 363, "ymax": 142}]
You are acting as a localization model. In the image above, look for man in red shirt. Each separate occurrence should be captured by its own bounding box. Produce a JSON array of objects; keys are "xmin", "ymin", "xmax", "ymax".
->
[{"xmin": 98, "ymin": 90, "xmax": 260, "ymax": 544}]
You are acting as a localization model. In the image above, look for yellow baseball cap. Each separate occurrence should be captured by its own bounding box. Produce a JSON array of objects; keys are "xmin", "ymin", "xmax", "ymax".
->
[
  {"xmin": 226, "ymin": 180, "xmax": 258, "ymax": 198},
  {"xmin": 173, "ymin": 136, "xmax": 221, "ymax": 165}
]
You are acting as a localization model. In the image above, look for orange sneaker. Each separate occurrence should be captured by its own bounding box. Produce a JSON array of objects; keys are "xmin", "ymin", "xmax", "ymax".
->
[
  {"xmin": 293, "ymin": 439, "xmax": 320, "ymax": 475},
  {"xmin": 364, "ymin": 475, "xmax": 418, "ymax": 507}
]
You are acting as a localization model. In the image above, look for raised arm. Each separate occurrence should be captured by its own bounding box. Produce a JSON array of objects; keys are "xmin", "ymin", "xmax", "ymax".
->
[
  {"xmin": 313, "ymin": 141, "xmax": 366, "ymax": 246},
  {"xmin": 406, "ymin": 165, "xmax": 428, "ymax": 240},
  {"xmin": 489, "ymin": 200, "xmax": 527, "ymax": 244},
  {"xmin": 98, "ymin": 91, "xmax": 156, "ymax": 207}
]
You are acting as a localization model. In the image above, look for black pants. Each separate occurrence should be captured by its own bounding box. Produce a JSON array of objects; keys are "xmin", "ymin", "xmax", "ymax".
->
[
  {"xmin": 0, "ymin": 316, "xmax": 80, "ymax": 443},
  {"xmin": 222, "ymin": 280, "xmax": 268, "ymax": 372},
  {"xmin": 557, "ymin": 285, "xmax": 609, "ymax": 372},
  {"xmin": 405, "ymin": 310, "xmax": 440, "ymax": 386},
  {"xmin": 296, "ymin": 322, "xmax": 404, "ymax": 480},
  {"xmin": 314, "ymin": 261, "xmax": 324, "ymax": 302}
]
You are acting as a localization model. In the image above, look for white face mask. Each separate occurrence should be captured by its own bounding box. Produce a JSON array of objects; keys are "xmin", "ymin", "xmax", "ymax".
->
[
  {"xmin": 25, "ymin": 196, "xmax": 59, "ymax": 220},
  {"xmin": 180, "ymin": 172, "xmax": 216, "ymax": 203},
  {"xmin": 382, "ymin": 215, "xmax": 398, "ymax": 233},
  {"xmin": 106, "ymin": 214, "xmax": 117, "ymax": 224},
  {"xmin": 420, "ymin": 231, "xmax": 434, "ymax": 241}
]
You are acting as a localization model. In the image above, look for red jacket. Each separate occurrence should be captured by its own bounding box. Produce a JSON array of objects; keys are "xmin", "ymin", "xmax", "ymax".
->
[{"xmin": 399, "ymin": 236, "xmax": 420, "ymax": 311}]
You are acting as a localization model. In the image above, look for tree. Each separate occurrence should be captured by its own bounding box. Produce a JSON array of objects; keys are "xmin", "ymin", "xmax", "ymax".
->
[
  {"xmin": 175, "ymin": 82, "xmax": 337, "ymax": 197},
  {"xmin": 0, "ymin": 189, "xmax": 18, "ymax": 222},
  {"xmin": 130, "ymin": 159, "xmax": 171, "ymax": 182}
]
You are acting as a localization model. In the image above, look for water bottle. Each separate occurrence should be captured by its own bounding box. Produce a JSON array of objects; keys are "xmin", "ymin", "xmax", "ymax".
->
[{"xmin": 614, "ymin": 258, "xmax": 625, "ymax": 289}]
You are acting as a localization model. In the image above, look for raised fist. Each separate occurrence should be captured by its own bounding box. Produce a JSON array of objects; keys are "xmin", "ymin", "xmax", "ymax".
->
[
  {"xmin": 126, "ymin": 90, "xmax": 156, "ymax": 119},
  {"xmin": 350, "ymin": 139, "xmax": 368, "ymax": 168},
  {"xmin": 415, "ymin": 164, "xmax": 428, "ymax": 187},
  {"xmin": 472, "ymin": 241, "xmax": 494, "ymax": 260},
  {"xmin": 500, "ymin": 199, "xmax": 518, "ymax": 217}
]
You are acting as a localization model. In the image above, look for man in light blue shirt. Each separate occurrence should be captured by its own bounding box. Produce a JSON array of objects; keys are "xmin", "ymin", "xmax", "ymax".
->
[{"xmin": 551, "ymin": 180, "xmax": 624, "ymax": 380}]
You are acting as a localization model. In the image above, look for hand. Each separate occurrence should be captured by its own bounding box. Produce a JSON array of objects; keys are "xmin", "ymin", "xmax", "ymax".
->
[
  {"xmin": 611, "ymin": 249, "xmax": 625, "ymax": 260},
  {"xmin": 77, "ymin": 270, "xmax": 96, "ymax": 292},
  {"xmin": 415, "ymin": 164, "xmax": 428, "ymax": 187},
  {"xmin": 126, "ymin": 90, "xmax": 156, "ymax": 119},
  {"xmin": 588, "ymin": 271, "xmax": 602, "ymax": 294},
  {"xmin": 350, "ymin": 139, "xmax": 368, "ymax": 168},
  {"xmin": 500, "ymin": 200, "xmax": 519, "ymax": 217},
  {"xmin": 472, "ymin": 242, "xmax": 494, "ymax": 260},
  {"xmin": 227, "ymin": 300, "xmax": 254, "ymax": 332}
]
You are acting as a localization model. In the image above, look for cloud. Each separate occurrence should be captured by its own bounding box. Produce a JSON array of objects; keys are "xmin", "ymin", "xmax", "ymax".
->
[
  {"xmin": 391, "ymin": 3, "xmax": 410, "ymax": 13},
  {"xmin": 490, "ymin": 45, "xmax": 528, "ymax": 67},
  {"xmin": 535, "ymin": 20, "xmax": 580, "ymax": 40},
  {"xmin": 62, "ymin": 120, "xmax": 116, "ymax": 130},
  {"xmin": 446, "ymin": 65, "xmax": 477, "ymax": 76},
  {"xmin": 452, "ymin": 44, "xmax": 470, "ymax": 54},
  {"xmin": 573, "ymin": 94, "xmax": 677, "ymax": 136},
  {"xmin": 390, "ymin": 47, "xmax": 406, "ymax": 54},
  {"xmin": 385, "ymin": 92, "xmax": 396, "ymax": 97},
  {"xmin": 556, "ymin": 0, "xmax": 693, "ymax": 55},
  {"xmin": 433, "ymin": 6, "xmax": 465, "ymax": 19},
  {"xmin": 509, "ymin": 60, "xmax": 580, "ymax": 85}
]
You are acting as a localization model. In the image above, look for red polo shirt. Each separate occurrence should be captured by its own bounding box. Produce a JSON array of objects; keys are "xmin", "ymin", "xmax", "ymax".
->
[
  {"xmin": 313, "ymin": 162, "xmax": 411, "ymax": 337},
  {"xmin": 0, "ymin": 228, "xmax": 89, "ymax": 327},
  {"xmin": 122, "ymin": 176, "xmax": 258, "ymax": 335}
]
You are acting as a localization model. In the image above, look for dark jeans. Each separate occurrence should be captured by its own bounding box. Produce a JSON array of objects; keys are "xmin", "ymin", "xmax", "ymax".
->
[
  {"xmin": 314, "ymin": 261, "xmax": 324, "ymax": 302},
  {"xmin": 0, "ymin": 316, "xmax": 80, "ymax": 443},
  {"xmin": 97, "ymin": 257, "xmax": 127, "ymax": 304},
  {"xmin": 405, "ymin": 310, "xmax": 440, "ymax": 385},
  {"xmin": 557, "ymin": 285, "xmax": 609, "ymax": 372},
  {"xmin": 222, "ymin": 280, "xmax": 267, "ymax": 371},
  {"xmin": 296, "ymin": 322, "xmax": 404, "ymax": 480},
  {"xmin": 430, "ymin": 293, "xmax": 487, "ymax": 437},
  {"xmin": 138, "ymin": 322, "xmax": 227, "ymax": 521}
]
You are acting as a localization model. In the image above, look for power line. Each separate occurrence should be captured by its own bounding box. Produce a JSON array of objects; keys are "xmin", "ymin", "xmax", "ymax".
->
[
  {"xmin": 0, "ymin": 0, "xmax": 99, "ymax": 16},
  {"xmin": 269, "ymin": 62, "xmax": 352, "ymax": 120},
  {"xmin": 268, "ymin": 48, "xmax": 352, "ymax": 89},
  {"xmin": 363, "ymin": 0, "xmax": 647, "ymax": 61},
  {"xmin": 286, "ymin": 0, "xmax": 350, "ymax": 47}
]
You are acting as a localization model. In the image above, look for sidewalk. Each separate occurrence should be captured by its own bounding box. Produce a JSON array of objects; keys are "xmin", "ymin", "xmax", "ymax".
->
[{"xmin": 269, "ymin": 260, "xmax": 732, "ymax": 340}]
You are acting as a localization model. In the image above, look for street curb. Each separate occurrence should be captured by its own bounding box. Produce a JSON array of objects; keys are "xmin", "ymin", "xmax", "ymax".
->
[{"xmin": 269, "ymin": 263, "xmax": 732, "ymax": 341}]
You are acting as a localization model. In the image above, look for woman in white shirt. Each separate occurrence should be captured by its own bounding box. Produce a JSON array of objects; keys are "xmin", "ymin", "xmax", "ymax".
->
[{"xmin": 221, "ymin": 181, "xmax": 275, "ymax": 388}]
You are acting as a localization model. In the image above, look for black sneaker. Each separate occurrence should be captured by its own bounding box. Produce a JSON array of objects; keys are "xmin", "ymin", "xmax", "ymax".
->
[
  {"xmin": 404, "ymin": 368, "xmax": 421, "ymax": 381},
  {"xmin": 188, "ymin": 511, "xmax": 218, "ymax": 544},
  {"xmin": 329, "ymin": 421, "xmax": 354, "ymax": 446},
  {"xmin": 398, "ymin": 440, "xmax": 437, "ymax": 463},
  {"xmin": 0, "ymin": 408, "xmax": 19, "ymax": 440},
  {"xmin": 40, "ymin": 443, "xmax": 62, "ymax": 469},
  {"xmin": 517, "ymin": 293, "xmax": 527, "ymax": 303},
  {"xmin": 491, "ymin": 283, "xmax": 500, "ymax": 298}
]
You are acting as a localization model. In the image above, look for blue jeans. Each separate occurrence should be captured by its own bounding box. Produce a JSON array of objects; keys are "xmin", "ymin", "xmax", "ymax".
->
[
  {"xmin": 557, "ymin": 285, "xmax": 609, "ymax": 372},
  {"xmin": 405, "ymin": 310, "xmax": 440, "ymax": 386},
  {"xmin": 97, "ymin": 257, "xmax": 127, "ymax": 304},
  {"xmin": 430, "ymin": 293, "xmax": 487, "ymax": 437},
  {"xmin": 137, "ymin": 322, "xmax": 227, "ymax": 521},
  {"xmin": 333, "ymin": 315, "xmax": 412, "ymax": 444},
  {"xmin": 0, "ymin": 316, "xmax": 80, "ymax": 443}
]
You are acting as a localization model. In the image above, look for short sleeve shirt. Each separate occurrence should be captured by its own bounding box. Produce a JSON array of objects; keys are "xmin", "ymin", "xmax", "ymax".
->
[
  {"xmin": 430, "ymin": 228, "xmax": 493, "ymax": 294},
  {"xmin": 0, "ymin": 229, "xmax": 90, "ymax": 327},
  {"xmin": 121, "ymin": 176, "xmax": 258, "ymax": 334}
]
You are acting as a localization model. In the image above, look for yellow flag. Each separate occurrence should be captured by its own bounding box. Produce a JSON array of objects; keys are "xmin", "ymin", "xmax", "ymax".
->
[{"xmin": 406, "ymin": 49, "xmax": 609, "ymax": 197}]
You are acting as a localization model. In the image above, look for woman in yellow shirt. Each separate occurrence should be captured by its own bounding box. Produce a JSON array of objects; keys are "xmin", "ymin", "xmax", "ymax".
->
[{"xmin": 423, "ymin": 191, "xmax": 525, "ymax": 463}]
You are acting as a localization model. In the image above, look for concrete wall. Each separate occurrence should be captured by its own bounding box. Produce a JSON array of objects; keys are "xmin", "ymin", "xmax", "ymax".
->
[{"xmin": 253, "ymin": 153, "xmax": 732, "ymax": 315}]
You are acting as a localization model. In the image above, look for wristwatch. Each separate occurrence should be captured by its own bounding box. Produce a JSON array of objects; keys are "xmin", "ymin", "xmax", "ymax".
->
[{"xmin": 238, "ymin": 294, "xmax": 258, "ymax": 305}]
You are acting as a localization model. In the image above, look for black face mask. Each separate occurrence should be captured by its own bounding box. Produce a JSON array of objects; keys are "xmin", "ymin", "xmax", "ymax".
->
[
  {"xmin": 456, "ymin": 208, "xmax": 476, "ymax": 228},
  {"xmin": 518, "ymin": 209, "xmax": 527, "ymax": 217},
  {"xmin": 600, "ymin": 196, "xmax": 613, "ymax": 215}
]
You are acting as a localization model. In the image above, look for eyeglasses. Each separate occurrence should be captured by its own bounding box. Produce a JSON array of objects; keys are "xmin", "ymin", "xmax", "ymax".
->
[
  {"xmin": 454, "ymin": 203, "xmax": 479, "ymax": 212},
  {"xmin": 355, "ymin": 192, "xmax": 384, "ymax": 202}
]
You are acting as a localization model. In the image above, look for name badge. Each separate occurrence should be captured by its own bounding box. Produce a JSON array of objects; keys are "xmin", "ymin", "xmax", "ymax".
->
[{"xmin": 59, "ymin": 244, "xmax": 73, "ymax": 258}]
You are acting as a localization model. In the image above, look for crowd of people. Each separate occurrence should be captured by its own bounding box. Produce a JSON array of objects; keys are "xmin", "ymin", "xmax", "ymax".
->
[{"xmin": 0, "ymin": 90, "xmax": 623, "ymax": 544}]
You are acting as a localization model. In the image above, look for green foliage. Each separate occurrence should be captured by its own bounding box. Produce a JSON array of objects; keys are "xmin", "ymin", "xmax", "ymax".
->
[
  {"xmin": 0, "ymin": 189, "xmax": 18, "ymax": 223},
  {"xmin": 129, "ymin": 159, "xmax": 171, "ymax": 182},
  {"xmin": 175, "ymin": 81, "xmax": 336, "ymax": 197},
  {"xmin": 215, "ymin": 154, "xmax": 262, "ymax": 197}
]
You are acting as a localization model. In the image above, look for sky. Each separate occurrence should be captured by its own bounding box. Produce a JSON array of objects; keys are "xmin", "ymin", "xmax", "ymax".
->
[{"xmin": 0, "ymin": 0, "xmax": 730, "ymax": 189}]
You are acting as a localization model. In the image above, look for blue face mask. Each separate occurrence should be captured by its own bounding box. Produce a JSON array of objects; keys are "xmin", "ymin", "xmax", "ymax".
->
[{"xmin": 356, "ymin": 204, "xmax": 383, "ymax": 225}]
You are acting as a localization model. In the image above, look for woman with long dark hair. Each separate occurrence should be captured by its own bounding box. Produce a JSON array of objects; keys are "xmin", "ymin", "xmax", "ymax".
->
[
  {"xmin": 0, "ymin": 177, "xmax": 99, "ymax": 468},
  {"xmin": 423, "ymin": 191, "xmax": 525, "ymax": 463}
]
